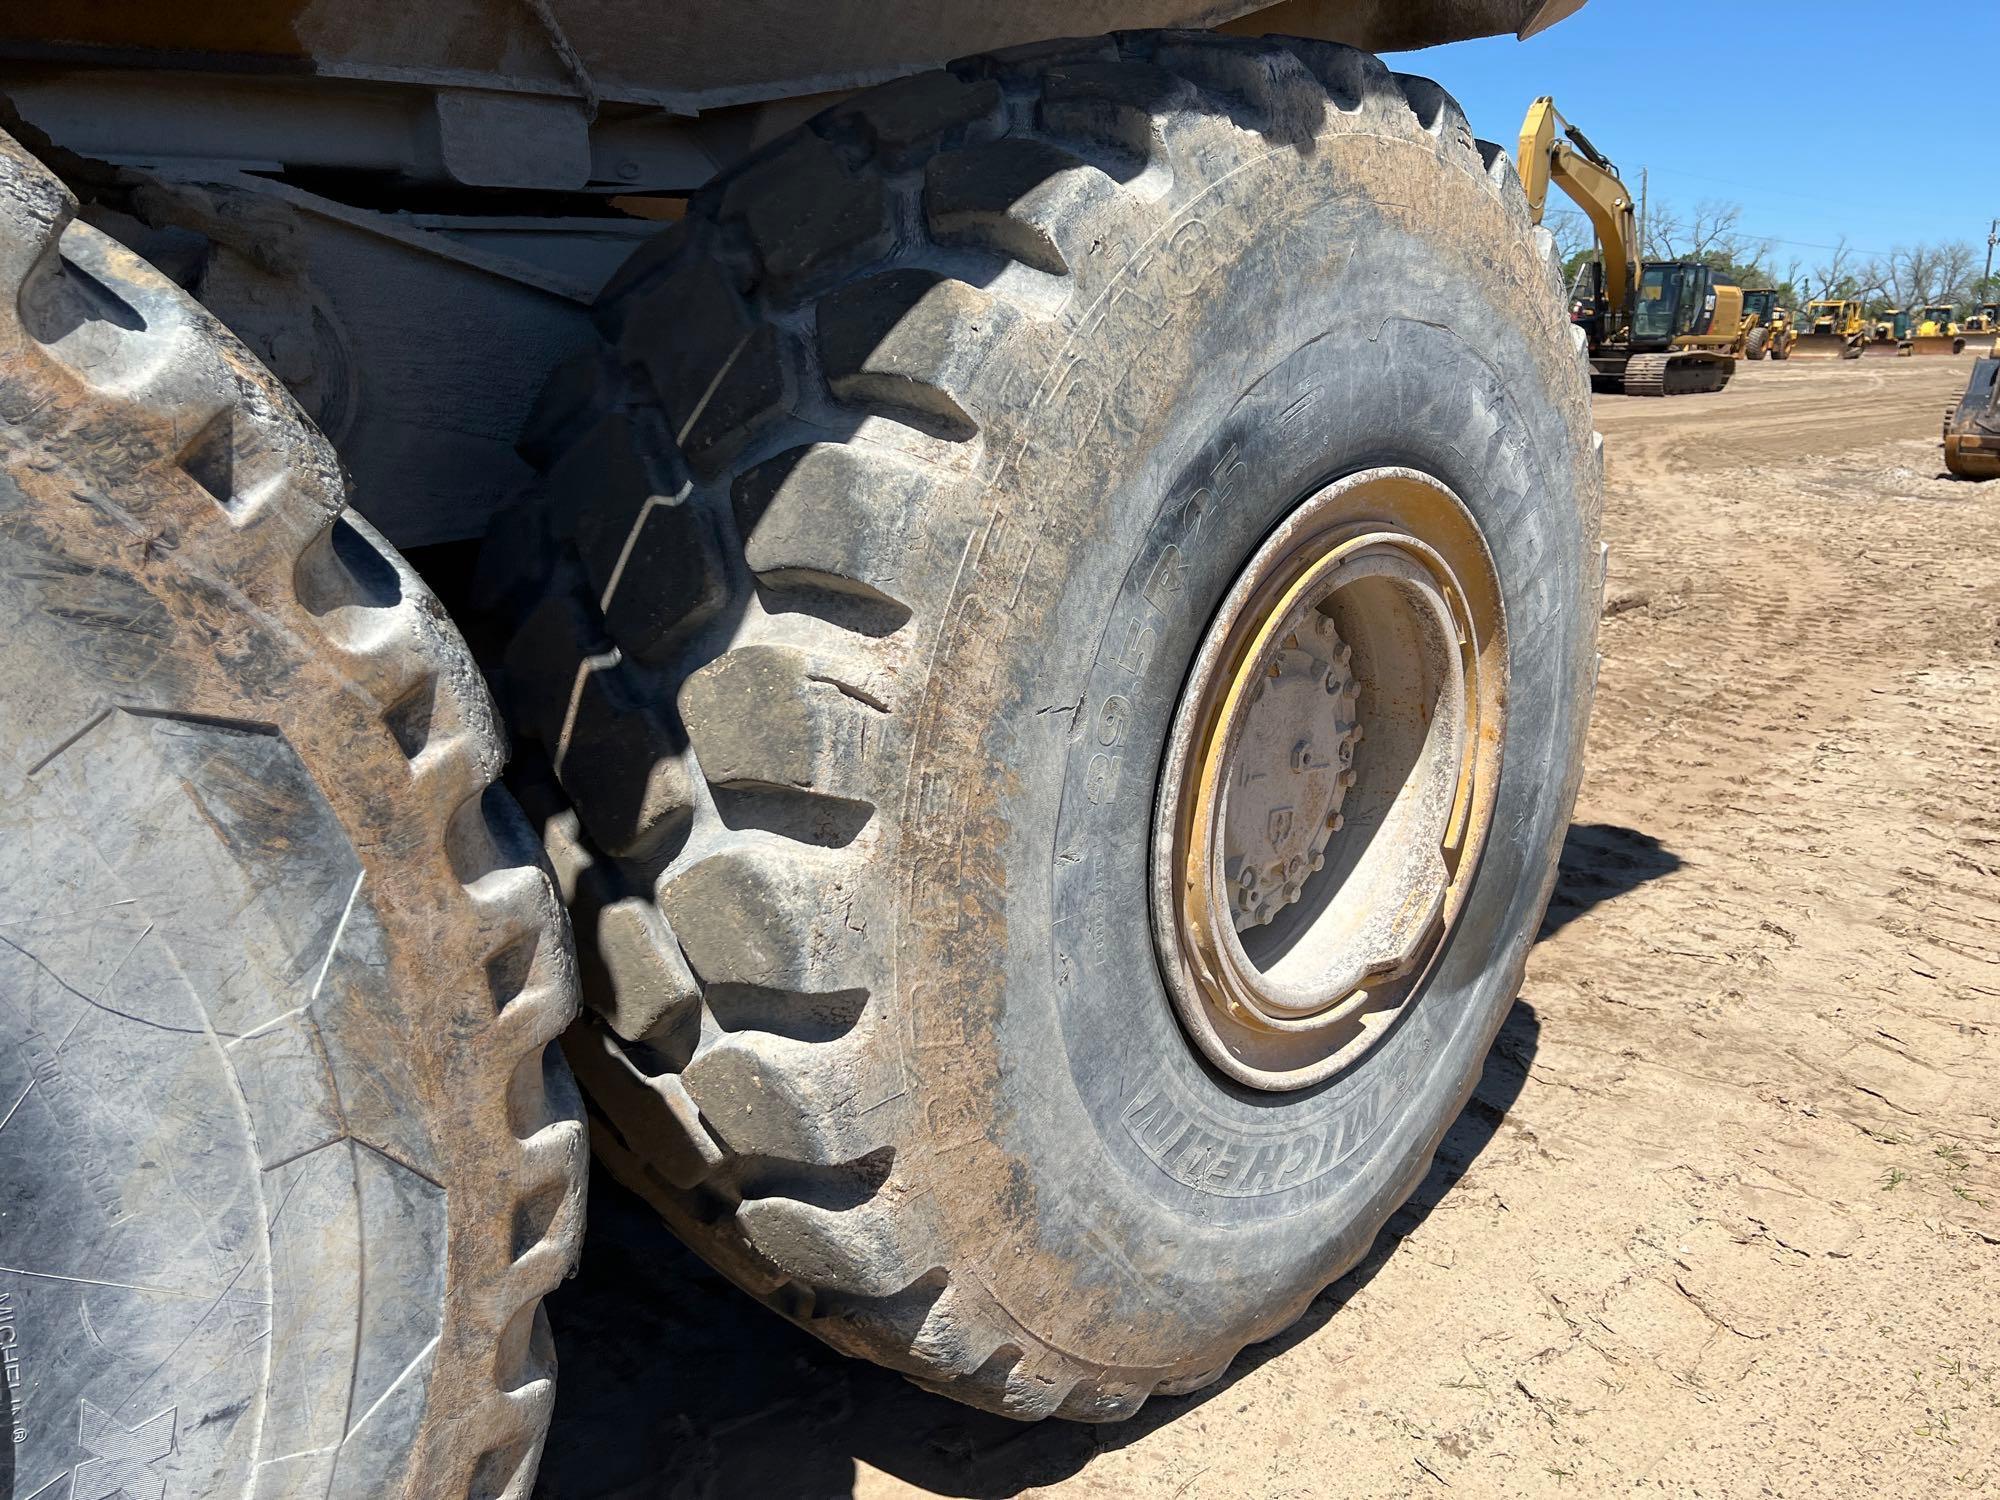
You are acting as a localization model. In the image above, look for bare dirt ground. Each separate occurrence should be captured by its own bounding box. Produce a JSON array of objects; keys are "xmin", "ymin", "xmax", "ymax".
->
[{"xmin": 534, "ymin": 357, "xmax": 2000, "ymax": 1499}]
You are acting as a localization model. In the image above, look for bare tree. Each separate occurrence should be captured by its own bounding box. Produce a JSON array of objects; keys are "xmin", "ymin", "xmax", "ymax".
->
[
  {"xmin": 1641, "ymin": 202, "xmax": 1683, "ymax": 262},
  {"xmin": 1640, "ymin": 196, "xmax": 1763, "ymax": 279},
  {"xmin": 1806, "ymin": 237, "xmax": 1860, "ymax": 303},
  {"xmin": 1680, "ymin": 199, "xmax": 1747, "ymax": 264},
  {"xmin": 1935, "ymin": 240, "xmax": 1979, "ymax": 308},
  {"xmin": 1543, "ymin": 207, "xmax": 1592, "ymax": 269},
  {"xmin": 1890, "ymin": 243, "xmax": 1940, "ymax": 310},
  {"xmin": 1883, "ymin": 240, "xmax": 1981, "ymax": 313},
  {"xmin": 1777, "ymin": 255, "xmax": 1805, "ymax": 306}
]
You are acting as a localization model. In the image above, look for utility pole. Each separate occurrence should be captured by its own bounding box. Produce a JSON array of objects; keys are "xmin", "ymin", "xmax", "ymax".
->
[{"xmin": 1985, "ymin": 216, "xmax": 1997, "ymax": 290}]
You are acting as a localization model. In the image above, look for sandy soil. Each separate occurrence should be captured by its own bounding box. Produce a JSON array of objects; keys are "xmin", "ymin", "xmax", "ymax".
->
[{"xmin": 533, "ymin": 357, "xmax": 2000, "ymax": 1499}]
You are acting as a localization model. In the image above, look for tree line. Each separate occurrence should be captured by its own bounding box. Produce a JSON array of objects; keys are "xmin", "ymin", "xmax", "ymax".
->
[{"xmin": 1543, "ymin": 198, "xmax": 1998, "ymax": 316}]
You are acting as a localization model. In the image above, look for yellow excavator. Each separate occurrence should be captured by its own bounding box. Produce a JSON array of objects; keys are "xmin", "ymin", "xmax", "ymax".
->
[
  {"xmin": 1741, "ymin": 289, "xmax": 1796, "ymax": 360},
  {"xmin": 1860, "ymin": 306, "xmax": 1913, "ymax": 359},
  {"xmin": 1518, "ymin": 98, "xmax": 1737, "ymax": 395},
  {"xmin": 1960, "ymin": 302, "xmax": 2000, "ymax": 356},
  {"xmin": 1913, "ymin": 304, "xmax": 1967, "ymax": 356}
]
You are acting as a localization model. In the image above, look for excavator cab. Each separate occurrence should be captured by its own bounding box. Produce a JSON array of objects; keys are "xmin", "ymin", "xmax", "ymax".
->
[{"xmin": 1632, "ymin": 262, "xmax": 1722, "ymax": 345}]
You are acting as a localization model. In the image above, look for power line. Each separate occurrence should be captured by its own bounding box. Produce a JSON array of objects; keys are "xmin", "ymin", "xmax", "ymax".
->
[
  {"xmin": 1634, "ymin": 162, "xmax": 1991, "ymax": 259},
  {"xmin": 1642, "ymin": 162, "xmax": 1848, "ymax": 208},
  {"xmin": 1740, "ymin": 233, "xmax": 1895, "ymax": 257}
]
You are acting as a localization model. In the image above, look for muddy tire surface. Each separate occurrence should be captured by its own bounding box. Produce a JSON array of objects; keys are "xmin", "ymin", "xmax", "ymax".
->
[
  {"xmin": 1746, "ymin": 325, "xmax": 1770, "ymax": 360},
  {"xmin": 481, "ymin": 32, "xmax": 1601, "ymax": 1419},
  {"xmin": 0, "ymin": 135, "xmax": 586, "ymax": 1497}
]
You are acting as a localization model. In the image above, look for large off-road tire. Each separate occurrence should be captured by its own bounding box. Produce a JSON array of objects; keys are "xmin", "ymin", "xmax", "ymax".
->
[
  {"xmin": 1745, "ymin": 324, "xmax": 1770, "ymax": 360},
  {"xmin": 480, "ymin": 32, "xmax": 1601, "ymax": 1419},
  {"xmin": 0, "ymin": 136, "xmax": 585, "ymax": 1496}
]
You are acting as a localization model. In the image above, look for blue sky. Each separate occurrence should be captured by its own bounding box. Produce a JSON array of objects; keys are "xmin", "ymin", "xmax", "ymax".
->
[{"xmin": 1385, "ymin": 0, "xmax": 1999, "ymax": 281}]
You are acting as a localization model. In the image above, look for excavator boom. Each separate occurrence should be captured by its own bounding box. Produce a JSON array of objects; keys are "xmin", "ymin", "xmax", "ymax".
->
[
  {"xmin": 1517, "ymin": 97, "xmax": 1730, "ymax": 396},
  {"xmin": 1518, "ymin": 96, "xmax": 1636, "ymax": 316}
]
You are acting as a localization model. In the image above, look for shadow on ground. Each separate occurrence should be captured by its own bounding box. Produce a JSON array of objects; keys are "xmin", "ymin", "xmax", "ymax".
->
[
  {"xmin": 533, "ymin": 994, "xmax": 1549, "ymax": 1499},
  {"xmin": 534, "ymin": 823, "xmax": 1686, "ymax": 1497},
  {"xmin": 1537, "ymin": 821, "xmax": 1683, "ymax": 941}
]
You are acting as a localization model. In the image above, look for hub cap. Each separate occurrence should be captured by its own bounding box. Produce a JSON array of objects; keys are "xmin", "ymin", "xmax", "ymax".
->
[{"xmin": 1151, "ymin": 468, "xmax": 1507, "ymax": 1091}]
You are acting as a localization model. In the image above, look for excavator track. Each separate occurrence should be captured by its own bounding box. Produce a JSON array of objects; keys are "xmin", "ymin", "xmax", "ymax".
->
[
  {"xmin": 1620, "ymin": 351, "xmax": 1733, "ymax": 397},
  {"xmin": 1944, "ymin": 357, "xmax": 2000, "ymax": 480}
]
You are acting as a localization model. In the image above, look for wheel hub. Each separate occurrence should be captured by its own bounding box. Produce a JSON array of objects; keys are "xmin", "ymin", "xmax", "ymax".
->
[
  {"xmin": 1222, "ymin": 606, "xmax": 1361, "ymax": 931},
  {"xmin": 1151, "ymin": 468, "xmax": 1507, "ymax": 1092}
]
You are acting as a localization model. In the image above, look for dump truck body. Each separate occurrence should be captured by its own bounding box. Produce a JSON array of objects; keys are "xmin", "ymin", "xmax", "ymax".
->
[{"xmin": 0, "ymin": 0, "xmax": 1585, "ymax": 547}]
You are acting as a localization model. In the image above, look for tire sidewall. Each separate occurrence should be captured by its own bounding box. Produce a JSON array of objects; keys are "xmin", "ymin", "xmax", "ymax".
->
[{"xmin": 892, "ymin": 127, "xmax": 1598, "ymax": 1371}]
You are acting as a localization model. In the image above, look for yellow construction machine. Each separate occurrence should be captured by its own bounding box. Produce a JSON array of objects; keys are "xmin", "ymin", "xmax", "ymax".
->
[
  {"xmin": 1913, "ymin": 304, "xmax": 1967, "ymax": 356},
  {"xmin": 1860, "ymin": 307, "xmax": 1913, "ymax": 358},
  {"xmin": 1518, "ymin": 98, "xmax": 1737, "ymax": 395},
  {"xmin": 1952, "ymin": 302, "xmax": 2000, "ymax": 356},
  {"xmin": 1961, "ymin": 302, "xmax": 2000, "ymax": 356},
  {"xmin": 1944, "ymin": 357, "xmax": 2000, "ymax": 479},
  {"xmin": 1794, "ymin": 299, "xmax": 1866, "ymax": 359},
  {"xmin": 1741, "ymin": 289, "xmax": 1796, "ymax": 360}
]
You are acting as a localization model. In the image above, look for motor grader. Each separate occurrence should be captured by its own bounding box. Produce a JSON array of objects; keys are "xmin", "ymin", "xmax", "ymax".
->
[
  {"xmin": 0, "ymin": 3, "xmax": 1603, "ymax": 1494},
  {"xmin": 1518, "ymin": 97, "xmax": 1737, "ymax": 395}
]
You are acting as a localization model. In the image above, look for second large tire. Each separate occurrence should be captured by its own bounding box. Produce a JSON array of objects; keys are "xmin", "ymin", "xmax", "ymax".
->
[
  {"xmin": 0, "ymin": 135, "xmax": 585, "ymax": 1497},
  {"xmin": 481, "ymin": 31, "xmax": 1602, "ymax": 1419}
]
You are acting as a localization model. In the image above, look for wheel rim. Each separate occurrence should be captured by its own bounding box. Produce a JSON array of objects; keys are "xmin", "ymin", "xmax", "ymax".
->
[{"xmin": 1151, "ymin": 468, "xmax": 1508, "ymax": 1091}]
